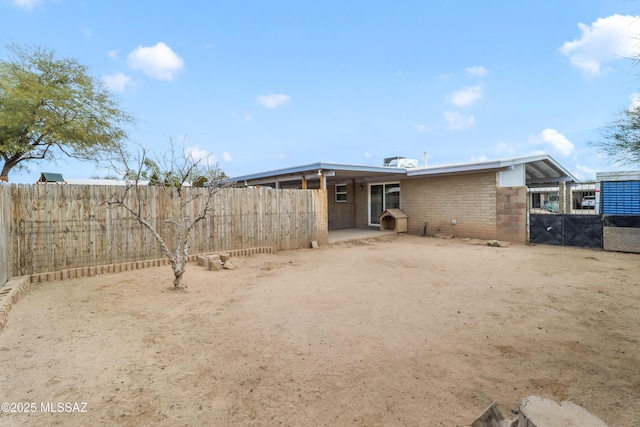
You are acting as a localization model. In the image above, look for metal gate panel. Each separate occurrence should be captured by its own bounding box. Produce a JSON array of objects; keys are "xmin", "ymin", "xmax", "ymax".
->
[
  {"xmin": 530, "ymin": 214, "xmax": 602, "ymax": 248},
  {"xmin": 530, "ymin": 214, "xmax": 563, "ymax": 245},
  {"xmin": 563, "ymin": 215, "xmax": 602, "ymax": 248}
]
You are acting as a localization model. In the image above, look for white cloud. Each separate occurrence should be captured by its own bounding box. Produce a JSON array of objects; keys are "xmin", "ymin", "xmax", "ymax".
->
[
  {"xmin": 127, "ymin": 42, "xmax": 185, "ymax": 80},
  {"xmin": 245, "ymin": 113, "xmax": 253, "ymax": 121},
  {"xmin": 256, "ymin": 93, "xmax": 291, "ymax": 108},
  {"xmin": 273, "ymin": 153, "xmax": 288, "ymax": 160},
  {"xmin": 364, "ymin": 152, "xmax": 372, "ymax": 158},
  {"xmin": 470, "ymin": 154, "xmax": 488, "ymax": 162},
  {"xmin": 103, "ymin": 73, "xmax": 131, "ymax": 92},
  {"xmin": 185, "ymin": 145, "xmax": 211, "ymax": 162},
  {"xmin": 108, "ymin": 50, "xmax": 119, "ymax": 60},
  {"xmin": 443, "ymin": 111, "xmax": 475, "ymax": 130},
  {"xmin": 448, "ymin": 85, "xmax": 483, "ymax": 107},
  {"xmin": 465, "ymin": 66, "xmax": 488, "ymax": 77},
  {"xmin": 13, "ymin": 0, "xmax": 39, "ymax": 10},
  {"xmin": 560, "ymin": 14, "xmax": 640, "ymax": 77},
  {"xmin": 221, "ymin": 152, "xmax": 232, "ymax": 162},
  {"xmin": 416, "ymin": 124, "xmax": 427, "ymax": 133},
  {"xmin": 529, "ymin": 128, "xmax": 575, "ymax": 157}
]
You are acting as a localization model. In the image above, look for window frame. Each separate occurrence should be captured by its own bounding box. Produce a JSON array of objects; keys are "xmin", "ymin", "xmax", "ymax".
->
[{"xmin": 335, "ymin": 184, "xmax": 348, "ymax": 203}]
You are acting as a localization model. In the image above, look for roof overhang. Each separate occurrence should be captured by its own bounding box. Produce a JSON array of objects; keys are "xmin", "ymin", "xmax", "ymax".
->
[
  {"xmin": 228, "ymin": 155, "xmax": 578, "ymax": 188},
  {"xmin": 228, "ymin": 162, "xmax": 407, "ymax": 187},
  {"xmin": 407, "ymin": 154, "xmax": 577, "ymax": 185}
]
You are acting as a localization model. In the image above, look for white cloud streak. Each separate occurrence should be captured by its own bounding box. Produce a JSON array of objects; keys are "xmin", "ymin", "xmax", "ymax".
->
[
  {"xmin": 443, "ymin": 111, "xmax": 475, "ymax": 130},
  {"xmin": 465, "ymin": 66, "xmax": 488, "ymax": 77},
  {"xmin": 127, "ymin": 42, "xmax": 185, "ymax": 80},
  {"xmin": 560, "ymin": 14, "xmax": 640, "ymax": 77},
  {"xmin": 13, "ymin": 0, "xmax": 39, "ymax": 10},
  {"xmin": 449, "ymin": 85, "xmax": 483, "ymax": 107},
  {"xmin": 256, "ymin": 93, "xmax": 291, "ymax": 108},
  {"xmin": 103, "ymin": 73, "xmax": 132, "ymax": 92}
]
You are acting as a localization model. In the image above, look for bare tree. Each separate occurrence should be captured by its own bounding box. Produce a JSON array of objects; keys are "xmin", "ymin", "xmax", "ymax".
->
[{"xmin": 106, "ymin": 141, "xmax": 227, "ymax": 290}]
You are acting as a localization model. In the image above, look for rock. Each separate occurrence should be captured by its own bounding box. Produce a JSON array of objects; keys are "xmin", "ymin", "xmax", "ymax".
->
[
  {"xmin": 223, "ymin": 261, "xmax": 236, "ymax": 270},
  {"xmin": 310, "ymin": 240, "xmax": 319, "ymax": 249},
  {"xmin": 219, "ymin": 252, "xmax": 231, "ymax": 262},
  {"xmin": 472, "ymin": 402, "xmax": 517, "ymax": 427},
  {"xmin": 209, "ymin": 259, "xmax": 222, "ymax": 271},
  {"xmin": 487, "ymin": 240, "xmax": 502, "ymax": 247},
  {"xmin": 518, "ymin": 395, "xmax": 608, "ymax": 427}
]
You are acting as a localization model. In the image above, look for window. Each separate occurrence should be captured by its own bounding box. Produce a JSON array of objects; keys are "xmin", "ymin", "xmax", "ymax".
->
[{"xmin": 335, "ymin": 184, "xmax": 347, "ymax": 202}]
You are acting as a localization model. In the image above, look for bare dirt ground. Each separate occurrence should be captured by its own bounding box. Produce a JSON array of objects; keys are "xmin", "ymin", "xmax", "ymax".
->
[{"xmin": 0, "ymin": 234, "xmax": 639, "ymax": 426}]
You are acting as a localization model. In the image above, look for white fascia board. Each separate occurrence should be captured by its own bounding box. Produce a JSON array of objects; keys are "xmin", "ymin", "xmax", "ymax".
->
[
  {"xmin": 406, "ymin": 160, "xmax": 510, "ymax": 177},
  {"xmin": 596, "ymin": 171, "xmax": 640, "ymax": 182}
]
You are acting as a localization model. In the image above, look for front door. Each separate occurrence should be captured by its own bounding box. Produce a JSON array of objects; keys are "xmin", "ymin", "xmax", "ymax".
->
[{"xmin": 369, "ymin": 183, "xmax": 400, "ymax": 225}]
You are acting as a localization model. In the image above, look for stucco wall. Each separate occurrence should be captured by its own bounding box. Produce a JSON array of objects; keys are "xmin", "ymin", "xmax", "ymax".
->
[
  {"xmin": 327, "ymin": 183, "xmax": 356, "ymax": 230},
  {"xmin": 400, "ymin": 172, "xmax": 499, "ymax": 240}
]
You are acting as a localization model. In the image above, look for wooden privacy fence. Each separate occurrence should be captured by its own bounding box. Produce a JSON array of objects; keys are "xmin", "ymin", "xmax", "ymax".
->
[
  {"xmin": 5, "ymin": 185, "xmax": 328, "ymax": 279},
  {"xmin": 0, "ymin": 183, "xmax": 11, "ymax": 286}
]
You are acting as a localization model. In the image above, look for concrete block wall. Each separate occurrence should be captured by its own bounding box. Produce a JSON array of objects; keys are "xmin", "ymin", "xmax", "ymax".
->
[
  {"xmin": 496, "ymin": 186, "xmax": 527, "ymax": 244},
  {"xmin": 400, "ymin": 172, "xmax": 499, "ymax": 240}
]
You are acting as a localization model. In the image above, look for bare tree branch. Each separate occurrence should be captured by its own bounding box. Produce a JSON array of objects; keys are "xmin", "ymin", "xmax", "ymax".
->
[{"xmin": 104, "ymin": 139, "xmax": 229, "ymax": 290}]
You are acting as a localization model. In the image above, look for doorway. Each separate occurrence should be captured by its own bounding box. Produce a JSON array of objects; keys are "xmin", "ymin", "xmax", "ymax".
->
[{"xmin": 369, "ymin": 183, "xmax": 400, "ymax": 225}]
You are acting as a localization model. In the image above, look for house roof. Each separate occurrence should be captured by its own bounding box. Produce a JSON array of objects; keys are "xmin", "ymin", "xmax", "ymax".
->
[
  {"xmin": 228, "ymin": 161, "xmax": 407, "ymax": 187},
  {"xmin": 407, "ymin": 154, "xmax": 578, "ymax": 184},
  {"xmin": 228, "ymin": 154, "xmax": 577, "ymax": 187}
]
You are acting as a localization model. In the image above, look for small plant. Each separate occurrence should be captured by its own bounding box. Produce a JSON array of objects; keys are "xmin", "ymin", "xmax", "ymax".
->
[{"xmin": 107, "ymin": 140, "xmax": 227, "ymax": 290}]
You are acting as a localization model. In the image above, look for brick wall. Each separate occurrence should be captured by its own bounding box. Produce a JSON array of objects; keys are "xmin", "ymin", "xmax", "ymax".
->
[{"xmin": 400, "ymin": 173, "xmax": 499, "ymax": 240}]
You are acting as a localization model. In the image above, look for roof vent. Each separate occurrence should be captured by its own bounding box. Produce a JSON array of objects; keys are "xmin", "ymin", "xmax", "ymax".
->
[{"xmin": 383, "ymin": 157, "xmax": 418, "ymax": 168}]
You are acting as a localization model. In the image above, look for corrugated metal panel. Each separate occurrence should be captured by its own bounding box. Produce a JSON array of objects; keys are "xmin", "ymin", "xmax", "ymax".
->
[
  {"xmin": 499, "ymin": 164, "xmax": 525, "ymax": 187},
  {"xmin": 601, "ymin": 181, "xmax": 640, "ymax": 215}
]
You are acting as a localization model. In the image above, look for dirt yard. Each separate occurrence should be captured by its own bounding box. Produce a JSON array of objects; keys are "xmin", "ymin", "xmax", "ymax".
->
[{"xmin": 0, "ymin": 234, "xmax": 638, "ymax": 426}]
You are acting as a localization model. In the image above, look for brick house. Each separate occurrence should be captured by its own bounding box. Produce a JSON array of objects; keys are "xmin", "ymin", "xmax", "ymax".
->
[{"xmin": 228, "ymin": 154, "xmax": 576, "ymax": 244}]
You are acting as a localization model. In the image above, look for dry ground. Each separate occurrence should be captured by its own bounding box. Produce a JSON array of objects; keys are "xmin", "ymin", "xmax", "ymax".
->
[{"xmin": 0, "ymin": 234, "xmax": 639, "ymax": 426}]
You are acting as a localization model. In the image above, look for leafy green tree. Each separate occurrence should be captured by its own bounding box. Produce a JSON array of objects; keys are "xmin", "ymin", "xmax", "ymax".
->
[
  {"xmin": 0, "ymin": 44, "xmax": 133, "ymax": 181},
  {"xmin": 598, "ymin": 105, "xmax": 640, "ymax": 166}
]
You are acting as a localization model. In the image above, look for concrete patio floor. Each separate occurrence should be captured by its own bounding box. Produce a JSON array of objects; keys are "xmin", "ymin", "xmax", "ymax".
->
[{"xmin": 327, "ymin": 228, "xmax": 395, "ymax": 243}]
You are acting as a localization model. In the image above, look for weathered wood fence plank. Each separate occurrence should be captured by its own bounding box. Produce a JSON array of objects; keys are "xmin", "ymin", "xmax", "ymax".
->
[{"xmin": 0, "ymin": 183, "xmax": 11, "ymax": 286}]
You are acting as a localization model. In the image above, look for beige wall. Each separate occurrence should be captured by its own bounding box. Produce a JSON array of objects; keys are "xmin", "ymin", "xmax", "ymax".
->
[
  {"xmin": 496, "ymin": 186, "xmax": 527, "ymax": 243},
  {"xmin": 327, "ymin": 183, "xmax": 356, "ymax": 230},
  {"xmin": 399, "ymin": 172, "xmax": 527, "ymax": 243}
]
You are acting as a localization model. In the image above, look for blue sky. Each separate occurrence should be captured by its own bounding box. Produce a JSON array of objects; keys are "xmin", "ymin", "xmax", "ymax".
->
[{"xmin": 2, "ymin": 0, "xmax": 640, "ymax": 183}]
